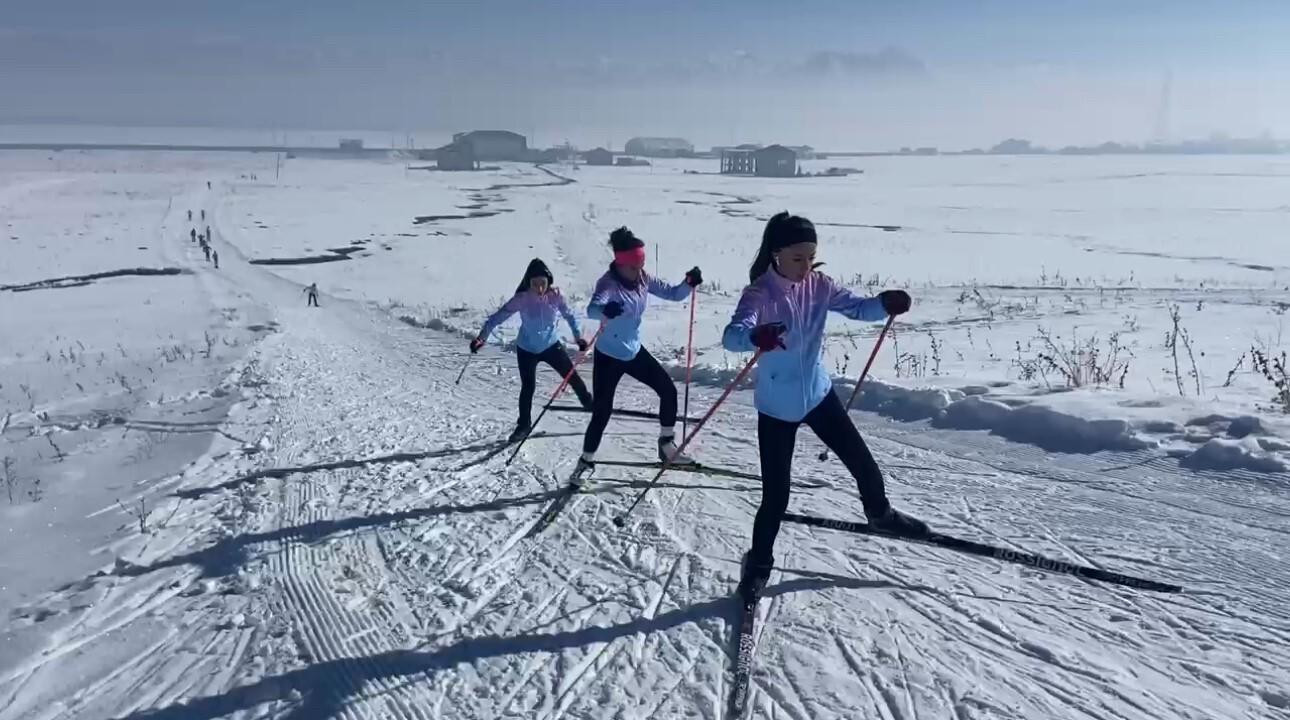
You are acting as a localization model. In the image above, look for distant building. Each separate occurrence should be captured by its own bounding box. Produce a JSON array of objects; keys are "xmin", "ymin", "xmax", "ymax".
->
[
  {"xmin": 452, "ymin": 130, "xmax": 528, "ymax": 161},
  {"xmin": 624, "ymin": 137, "xmax": 694, "ymax": 158},
  {"xmin": 615, "ymin": 156, "xmax": 651, "ymax": 167},
  {"xmin": 339, "ymin": 138, "xmax": 363, "ymax": 151},
  {"xmin": 754, "ymin": 145, "xmax": 798, "ymax": 177},
  {"xmin": 583, "ymin": 147, "xmax": 614, "ymax": 166},
  {"xmin": 720, "ymin": 148, "xmax": 755, "ymax": 175},
  {"xmin": 786, "ymin": 145, "xmax": 815, "ymax": 159},
  {"xmin": 720, "ymin": 145, "xmax": 799, "ymax": 177},
  {"xmin": 436, "ymin": 142, "xmax": 477, "ymax": 171}
]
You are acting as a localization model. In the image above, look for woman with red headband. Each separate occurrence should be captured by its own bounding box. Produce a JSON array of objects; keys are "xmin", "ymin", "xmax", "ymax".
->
[{"xmin": 571, "ymin": 227, "xmax": 702, "ymax": 483}]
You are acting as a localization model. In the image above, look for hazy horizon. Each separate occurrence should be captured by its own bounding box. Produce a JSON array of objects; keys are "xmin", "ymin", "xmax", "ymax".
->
[{"xmin": 4, "ymin": 1, "xmax": 1288, "ymax": 150}]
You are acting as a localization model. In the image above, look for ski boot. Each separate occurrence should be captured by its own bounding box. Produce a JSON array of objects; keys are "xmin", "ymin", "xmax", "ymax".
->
[
  {"xmin": 508, "ymin": 421, "xmax": 531, "ymax": 444},
  {"xmin": 866, "ymin": 505, "xmax": 930, "ymax": 538},
  {"xmin": 658, "ymin": 436, "xmax": 695, "ymax": 466},
  {"xmin": 569, "ymin": 454, "xmax": 595, "ymax": 488},
  {"xmin": 736, "ymin": 551, "xmax": 774, "ymax": 605}
]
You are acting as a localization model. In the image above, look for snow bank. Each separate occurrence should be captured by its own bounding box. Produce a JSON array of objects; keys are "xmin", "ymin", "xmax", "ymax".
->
[
  {"xmin": 929, "ymin": 395, "xmax": 1153, "ymax": 453},
  {"xmin": 1179, "ymin": 438, "xmax": 1289, "ymax": 473}
]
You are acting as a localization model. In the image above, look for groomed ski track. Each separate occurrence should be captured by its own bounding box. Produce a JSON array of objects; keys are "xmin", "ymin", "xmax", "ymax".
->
[{"xmin": 2, "ymin": 194, "xmax": 1287, "ymax": 720}]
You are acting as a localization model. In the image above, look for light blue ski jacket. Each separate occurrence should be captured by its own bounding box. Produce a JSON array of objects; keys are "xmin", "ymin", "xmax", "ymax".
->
[
  {"xmin": 722, "ymin": 269, "xmax": 888, "ymax": 422},
  {"xmin": 587, "ymin": 266, "xmax": 691, "ymax": 360},
  {"xmin": 478, "ymin": 287, "xmax": 582, "ymax": 353}
]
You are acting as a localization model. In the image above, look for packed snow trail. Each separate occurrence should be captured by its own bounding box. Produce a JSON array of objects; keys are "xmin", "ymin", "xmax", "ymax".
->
[{"xmin": 2, "ymin": 193, "xmax": 1288, "ymax": 719}]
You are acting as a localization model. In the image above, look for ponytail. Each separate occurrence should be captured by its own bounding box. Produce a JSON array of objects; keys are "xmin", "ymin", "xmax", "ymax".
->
[{"xmin": 750, "ymin": 211, "xmax": 816, "ymax": 282}]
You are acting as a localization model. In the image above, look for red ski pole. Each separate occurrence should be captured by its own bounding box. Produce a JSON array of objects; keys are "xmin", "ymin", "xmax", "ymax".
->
[
  {"xmin": 612, "ymin": 349, "xmax": 763, "ymax": 527},
  {"xmin": 820, "ymin": 314, "xmax": 895, "ymax": 461},
  {"xmin": 681, "ymin": 286, "xmax": 697, "ymax": 442},
  {"xmin": 506, "ymin": 324, "xmax": 604, "ymax": 466}
]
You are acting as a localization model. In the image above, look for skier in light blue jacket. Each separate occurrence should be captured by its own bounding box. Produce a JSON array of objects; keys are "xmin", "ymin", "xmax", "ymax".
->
[
  {"xmin": 571, "ymin": 227, "xmax": 702, "ymax": 482},
  {"xmin": 722, "ymin": 212, "xmax": 929, "ymax": 602},
  {"xmin": 473, "ymin": 259, "xmax": 593, "ymax": 441}
]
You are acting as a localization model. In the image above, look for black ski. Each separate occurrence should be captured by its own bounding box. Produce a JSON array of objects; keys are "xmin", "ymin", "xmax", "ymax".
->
[
  {"xmin": 526, "ymin": 484, "xmax": 581, "ymax": 537},
  {"xmin": 726, "ymin": 596, "xmax": 760, "ymax": 718},
  {"xmin": 593, "ymin": 460, "xmax": 827, "ymax": 489},
  {"xmin": 548, "ymin": 404, "xmax": 702, "ymax": 424},
  {"xmin": 593, "ymin": 459, "xmax": 760, "ymax": 482},
  {"xmin": 783, "ymin": 513, "xmax": 1183, "ymax": 593}
]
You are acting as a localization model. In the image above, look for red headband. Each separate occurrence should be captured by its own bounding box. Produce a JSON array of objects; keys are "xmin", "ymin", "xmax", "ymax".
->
[{"xmin": 614, "ymin": 247, "xmax": 646, "ymax": 268}]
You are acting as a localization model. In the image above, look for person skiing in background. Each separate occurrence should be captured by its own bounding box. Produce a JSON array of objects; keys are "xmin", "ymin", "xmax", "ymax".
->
[
  {"xmin": 206, "ymin": 225, "xmax": 211, "ymax": 241},
  {"xmin": 471, "ymin": 258, "xmax": 593, "ymax": 443},
  {"xmin": 190, "ymin": 228, "xmax": 196, "ymax": 243},
  {"xmin": 201, "ymin": 209, "xmax": 206, "ymax": 221},
  {"xmin": 203, "ymin": 244, "xmax": 211, "ymax": 262},
  {"xmin": 722, "ymin": 211, "xmax": 929, "ymax": 602},
  {"xmin": 187, "ymin": 210, "xmax": 192, "ymax": 221},
  {"xmin": 571, "ymin": 227, "xmax": 702, "ymax": 483},
  {"xmin": 305, "ymin": 283, "xmax": 319, "ymax": 307},
  {"xmin": 207, "ymin": 181, "xmax": 211, "ymax": 189},
  {"xmin": 212, "ymin": 249, "xmax": 219, "ymax": 268}
]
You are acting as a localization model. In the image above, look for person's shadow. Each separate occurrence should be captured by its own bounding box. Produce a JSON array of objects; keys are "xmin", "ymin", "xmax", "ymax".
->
[{"xmin": 115, "ymin": 574, "xmax": 913, "ymax": 719}]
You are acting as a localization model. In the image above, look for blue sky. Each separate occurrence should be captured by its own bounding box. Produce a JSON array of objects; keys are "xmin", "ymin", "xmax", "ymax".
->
[{"xmin": 3, "ymin": 1, "xmax": 1287, "ymax": 148}]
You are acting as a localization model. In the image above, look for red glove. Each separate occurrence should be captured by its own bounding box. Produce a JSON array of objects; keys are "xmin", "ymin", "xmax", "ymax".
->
[
  {"xmin": 750, "ymin": 323, "xmax": 787, "ymax": 352},
  {"xmin": 469, "ymin": 337, "xmax": 485, "ymax": 353}
]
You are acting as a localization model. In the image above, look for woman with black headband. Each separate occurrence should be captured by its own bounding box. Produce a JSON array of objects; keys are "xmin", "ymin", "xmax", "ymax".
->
[{"xmin": 722, "ymin": 211, "xmax": 929, "ymax": 602}]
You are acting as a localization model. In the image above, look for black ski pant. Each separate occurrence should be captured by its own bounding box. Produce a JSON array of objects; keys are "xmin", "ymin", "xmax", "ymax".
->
[
  {"xmin": 307, "ymin": 293, "xmax": 319, "ymax": 307},
  {"xmin": 750, "ymin": 391, "xmax": 890, "ymax": 566},
  {"xmin": 582, "ymin": 347, "xmax": 676, "ymax": 454},
  {"xmin": 517, "ymin": 343, "xmax": 592, "ymax": 427}
]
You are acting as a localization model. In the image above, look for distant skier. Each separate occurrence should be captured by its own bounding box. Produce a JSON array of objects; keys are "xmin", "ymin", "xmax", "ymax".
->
[
  {"xmin": 200, "ymin": 209, "xmax": 206, "ymax": 221},
  {"xmin": 212, "ymin": 250, "xmax": 219, "ymax": 268},
  {"xmin": 187, "ymin": 210, "xmax": 192, "ymax": 221},
  {"xmin": 471, "ymin": 259, "xmax": 593, "ymax": 442},
  {"xmin": 722, "ymin": 212, "xmax": 929, "ymax": 602},
  {"xmin": 190, "ymin": 228, "xmax": 196, "ymax": 243},
  {"xmin": 205, "ymin": 225, "xmax": 211, "ymax": 241},
  {"xmin": 203, "ymin": 245, "xmax": 211, "ymax": 262},
  {"xmin": 304, "ymin": 283, "xmax": 319, "ymax": 307},
  {"xmin": 207, "ymin": 181, "xmax": 211, "ymax": 189},
  {"xmin": 570, "ymin": 227, "xmax": 702, "ymax": 484}
]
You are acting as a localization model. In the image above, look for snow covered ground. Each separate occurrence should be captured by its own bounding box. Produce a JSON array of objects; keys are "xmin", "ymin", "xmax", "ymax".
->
[{"xmin": 2, "ymin": 149, "xmax": 1288, "ymax": 720}]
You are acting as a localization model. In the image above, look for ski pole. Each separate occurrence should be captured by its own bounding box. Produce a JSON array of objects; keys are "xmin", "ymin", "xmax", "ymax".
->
[
  {"xmin": 682, "ymin": 286, "xmax": 697, "ymax": 443},
  {"xmin": 454, "ymin": 353, "xmax": 474, "ymax": 385},
  {"xmin": 612, "ymin": 349, "xmax": 762, "ymax": 527},
  {"xmin": 506, "ymin": 324, "xmax": 604, "ymax": 466},
  {"xmin": 820, "ymin": 315, "xmax": 895, "ymax": 462}
]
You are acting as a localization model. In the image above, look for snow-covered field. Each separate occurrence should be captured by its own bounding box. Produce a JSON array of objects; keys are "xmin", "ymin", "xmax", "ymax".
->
[{"xmin": 2, "ymin": 149, "xmax": 1288, "ymax": 720}]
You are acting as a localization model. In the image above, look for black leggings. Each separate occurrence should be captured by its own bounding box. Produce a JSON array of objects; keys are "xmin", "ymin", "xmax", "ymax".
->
[
  {"xmin": 517, "ymin": 344, "xmax": 592, "ymax": 426},
  {"xmin": 582, "ymin": 347, "xmax": 676, "ymax": 454},
  {"xmin": 750, "ymin": 391, "xmax": 890, "ymax": 564}
]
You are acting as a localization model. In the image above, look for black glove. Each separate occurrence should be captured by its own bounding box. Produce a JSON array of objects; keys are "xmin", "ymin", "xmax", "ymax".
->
[
  {"xmin": 685, "ymin": 266, "xmax": 703, "ymax": 287},
  {"xmin": 576, "ymin": 338, "xmax": 589, "ymax": 352},
  {"xmin": 878, "ymin": 290, "xmax": 911, "ymax": 316},
  {"xmin": 602, "ymin": 301, "xmax": 624, "ymax": 319},
  {"xmin": 469, "ymin": 337, "xmax": 484, "ymax": 353},
  {"xmin": 750, "ymin": 322, "xmax": 787, "ymax": 352}
]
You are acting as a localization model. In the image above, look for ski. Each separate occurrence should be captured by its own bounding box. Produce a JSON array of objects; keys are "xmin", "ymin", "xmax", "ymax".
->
[
  {"xmin": 592, "ymin": 460, "xmax": 827, "ymax": 489},
  {"xmin": 548, "ymin": 404, "xmax": 702, "ymax": 424},
  {"xmin": 526, "ymin": 483, "xmax": 581, "ymax": 537},
  {"xmin": 726, "ymin": 596, "xmax": 760, "ymax": 719},
  {"xmin": 592, "ymin": 459, "xmax": 760, "ymax": 482},
  {"xmin": 783, "ymin": 513, "xmax": 1183, "ymax": 593}
]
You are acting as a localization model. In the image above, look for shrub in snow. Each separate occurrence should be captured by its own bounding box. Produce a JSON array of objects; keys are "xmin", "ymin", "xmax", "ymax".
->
[
  {"xmin": 1251, "ymin": 349, "xmax": 1290, "ymax": 413},
  {"xmin": 1012, "ymin": 327, "xmax": 1132, "ymax": 390}
]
